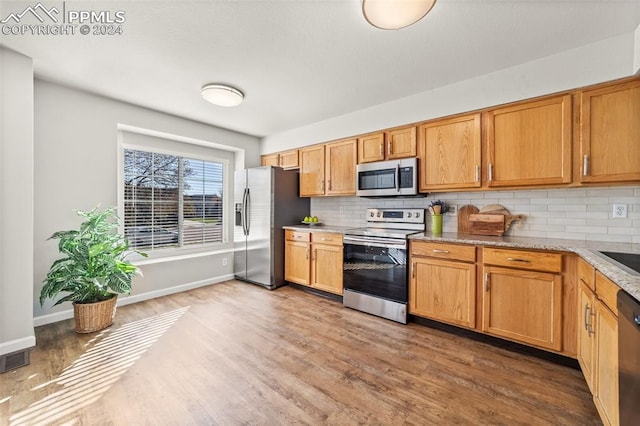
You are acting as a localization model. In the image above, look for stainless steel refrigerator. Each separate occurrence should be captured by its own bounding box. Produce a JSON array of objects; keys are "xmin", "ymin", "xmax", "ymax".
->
[{"xmin": 234, "ymin": 166, "xmax": 309, "ymax": 289}]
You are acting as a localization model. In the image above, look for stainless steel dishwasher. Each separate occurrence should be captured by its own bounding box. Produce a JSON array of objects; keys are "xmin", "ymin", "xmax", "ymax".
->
[{"xmin": 618, "ymin": 290, "xmax": 640, "ymax": 426}]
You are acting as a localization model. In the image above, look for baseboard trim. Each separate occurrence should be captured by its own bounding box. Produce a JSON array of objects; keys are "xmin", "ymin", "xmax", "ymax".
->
[
  {"xmin": 0, "ymin": 336, "xmax": 36, "ymax": 356},
  {"xmin": 33, "ymin": 274, "xmax": 235, "ymax": 327}
]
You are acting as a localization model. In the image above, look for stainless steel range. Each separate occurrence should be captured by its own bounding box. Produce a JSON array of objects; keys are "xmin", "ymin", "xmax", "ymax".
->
[{"xmin": 343, "ymin": 208, "xmax": 425, "ymax": 324}]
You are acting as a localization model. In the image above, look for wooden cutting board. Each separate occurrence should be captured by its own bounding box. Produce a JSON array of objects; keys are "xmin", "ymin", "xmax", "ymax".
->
[
  {"xmin": 458, "ymin": 205, "xmax": 479, "ymax": 234},
  {"xmin": 468, "ymin": 213, "xmax": 505, "ymax": 236}
]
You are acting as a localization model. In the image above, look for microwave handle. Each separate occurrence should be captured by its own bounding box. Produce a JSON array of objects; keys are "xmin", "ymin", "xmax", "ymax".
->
[{"xmin": 396, "ymin": 163, "xmax": 400, "ymax": 192}]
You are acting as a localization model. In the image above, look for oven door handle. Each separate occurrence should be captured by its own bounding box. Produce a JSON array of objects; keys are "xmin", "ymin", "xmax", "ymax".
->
[
  {"xmin": 396, "ymin": 163, "xmax": 401, "ymax": 192},
  {"xmin": 344, "ymin": 235, "xmax": 407, "ymax": 249}
]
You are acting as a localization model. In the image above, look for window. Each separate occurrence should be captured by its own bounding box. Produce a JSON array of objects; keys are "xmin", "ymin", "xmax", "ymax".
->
[{"xmin": 123, "ymin": 148, "xmax": 224, "ymax": 250}]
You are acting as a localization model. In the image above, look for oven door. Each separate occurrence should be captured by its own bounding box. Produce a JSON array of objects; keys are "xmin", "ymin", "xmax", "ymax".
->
[{"xmin": 343, "ymin": 236, "xmax": 408, "ymax": 303}]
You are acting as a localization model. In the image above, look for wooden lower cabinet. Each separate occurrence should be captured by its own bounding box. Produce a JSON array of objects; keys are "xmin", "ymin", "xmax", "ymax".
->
[
  {"xmin": 482, "ymin": 265, "xmax": 563, "ymax": 351},
  {"xmin": 577, "ymin": 281, "xmax": 596, "ymax": 393},
  {"xmin": 284, "ymin": 230, "xmax": 343, "ymax": 295},
  {"xmin": 593, "ymin": 299, "xmax": 619, "ymax": 426},
  {"xmin": 311, "ymin": 242, "xmax": 343, "ymax": 294},
  {"xmin": 576, "ymin": 262, "xmax": 620, "ymax": 426},
  {"xmin": 410, "ymin": 253, "xmax": 476, "ymax": 328},
  {"xmin": 284, "ymin": 240, "xmax": 310, "ymax": 285}
]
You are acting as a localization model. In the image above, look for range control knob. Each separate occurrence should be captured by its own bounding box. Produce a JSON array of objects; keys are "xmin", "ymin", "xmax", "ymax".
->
[
  {"xmin": 407, "ymin": 212, "xmax": 412, "ymax": 218},
  {"xmin": 377, "ymin": 212, "xmax": 382, "ymax": 217},
  {"xmin": 370, "ymin": 212, "xmax": 375, "ymax": 217},
  {"xmin": 415, "ymin": 211, "xmax": 421, "ymax": 218}
]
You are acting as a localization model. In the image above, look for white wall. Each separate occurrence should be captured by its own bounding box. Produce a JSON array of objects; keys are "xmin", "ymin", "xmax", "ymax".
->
[
  {"xmin": 33, "ymin": 80, "xmax": 261, "ymax": 325},
  {"xmin": 0, "ymin": 47, "xmax": 36, "ymax": 355},
  {"xmin": 311, "ymin": 186, "xmax": 640, "ymax": 244},
  {"xmin": 262, "ymin": 31, "xmax": 637, "ymax": 153}
]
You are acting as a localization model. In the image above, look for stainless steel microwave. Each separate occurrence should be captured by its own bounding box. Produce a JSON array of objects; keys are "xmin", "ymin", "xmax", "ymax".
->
[{"xmin": 356, "ymin": 157, "xmax": 418, "ymax": 197}]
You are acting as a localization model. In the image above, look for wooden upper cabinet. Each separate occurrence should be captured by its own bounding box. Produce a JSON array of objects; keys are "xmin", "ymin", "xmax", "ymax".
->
[
  {"xmin": 357, "ymin": 126, "xmax": 416, "ymax": 163},
  {"xmin": 299, "ymin": 145, "xmax": 325, "ymax": 197},
  {"xmin": 419, "ymin": 113, "xmax": 482, "ymax": 191},
  {"xmin": 261, "ymin": 153, "xmax": 279, "ymax": 167},
  {"xmin": 358, "ymin": 133, "xmax": 385, "ymax": 163},
  {"xmin": 579, "ymin": 79, "xmax": 640, "ymax": 183},
  {"xmin": 386, "ymin": 126, "xmax": 417, "ymax": 159},
  {"xmin": 325, "ymin": 139, "xmax": 356, "ymax": 196},
  {"xmin": 485, "ymin": 94, "xmax": 572, "ymax": 188},
  {"xmin": 278, "ymin": 149, "xmax": 299, "ymax": 169}
]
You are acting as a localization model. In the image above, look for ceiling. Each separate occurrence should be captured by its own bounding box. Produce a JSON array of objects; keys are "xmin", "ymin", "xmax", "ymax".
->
[{"xmin": 2, "ymin": 0, "xmax": 639, "ymax": 138}]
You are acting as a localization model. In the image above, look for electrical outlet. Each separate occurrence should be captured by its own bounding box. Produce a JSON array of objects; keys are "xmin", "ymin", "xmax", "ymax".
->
[
  {"xmin": 222, "ymin": 257, "xmax": 228, "ymax": 266},
  {"xmin": 612, "ymin": 204, "xmax": 627, "ymax": 218},
  {"xmin": 447, "ymin": 204, "xmax": 457, "ymax": 215}
]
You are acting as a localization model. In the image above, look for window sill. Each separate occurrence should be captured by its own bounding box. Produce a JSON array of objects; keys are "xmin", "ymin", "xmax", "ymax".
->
[{"xmin": 129, "ymin": 243, "xmax": 234, "ymax": 266}]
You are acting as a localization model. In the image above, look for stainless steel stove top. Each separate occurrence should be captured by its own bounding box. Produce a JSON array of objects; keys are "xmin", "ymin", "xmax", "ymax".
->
[{"xmin": 344, "ymin": 208, "xmax": 425, "ymax": 240}]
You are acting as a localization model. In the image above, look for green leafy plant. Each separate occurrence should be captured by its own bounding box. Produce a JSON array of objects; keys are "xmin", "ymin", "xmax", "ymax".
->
[{"xmin": 40, "ymin": 206, "xmax": 146, "ymax": 306}]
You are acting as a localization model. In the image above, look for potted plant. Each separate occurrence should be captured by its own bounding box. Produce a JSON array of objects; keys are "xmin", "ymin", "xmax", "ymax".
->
[{"xmin": 40, "ymin": 206, "xmax": 146, "ymax": 333}]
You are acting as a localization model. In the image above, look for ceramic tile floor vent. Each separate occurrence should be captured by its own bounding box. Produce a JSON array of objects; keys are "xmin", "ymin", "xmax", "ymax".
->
[{"xmin": 0, "ymin": 348, "xmax": 31, "ymax": 373}]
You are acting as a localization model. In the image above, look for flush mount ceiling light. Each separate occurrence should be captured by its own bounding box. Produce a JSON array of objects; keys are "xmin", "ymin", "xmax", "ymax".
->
[
  {"xmin": 362, "ymin": 0, "xmax": 437, "ymax": 30},
  {"xmin": 201, "ymin": 83, "xmax": 244, "ymax": 107}
]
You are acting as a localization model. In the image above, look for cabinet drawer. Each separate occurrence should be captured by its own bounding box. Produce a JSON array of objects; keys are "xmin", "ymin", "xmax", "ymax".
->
[
  {"xmin": 595, "ymin": 271, "xmax": 619, "ymax": 316},
  {"xmin": 285, "ymin": 230, "xmax": 310, "ymax": 242},
  {"xmin": 577, "ymin": 257, "xmax": 595, "ymax": 291},
  {"xmin": 483, "ymin": 247, "xmax": 562, "ymax": 273},
  {"xmin": 411, "ymin": 241, "xmax": 475, "ymax": 262},
  {"xmin": 311, "ymin": 232, "xmax": 342, "ymax": 246}
]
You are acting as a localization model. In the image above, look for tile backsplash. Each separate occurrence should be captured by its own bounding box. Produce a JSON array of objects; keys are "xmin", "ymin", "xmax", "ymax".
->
[{"xmin": 311, "ymin": 185, "xmax": 640, "ymax": 244}]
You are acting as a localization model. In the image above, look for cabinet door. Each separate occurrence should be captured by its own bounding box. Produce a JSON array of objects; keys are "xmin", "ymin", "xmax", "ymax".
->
[
  {"xmin": 577, "ymin": 282, "xmax": 596, "ymax": 394},
  {"xmin": 358, "ymin": 133, "xmax": 385, "ymax": 163},
  {"xmin": 279, "ymin": 149, "xmax": 299, "ymax": 169},
  {"xmin": 325, "ymin": 139, "xmax": 356, "ymax": 196},
  {"xmin": 284, "ymin": 240, "xmax": 310, "ymax": 285},
  {"xmin": 386, "ymin": 126, "xmax": 416, "ymax": 159},
  {"xmin": 580, "ymin": 79, "xmax": 640, "ymax": 183},
  {"xmin": 482, "ymin": 266, "xmax": 563, "ymax": 351},
  {"xmin": 419, "ymin": 114, "xmax": 482, "ymax": 191},
  {"xmin": 299, "ymin": 145, "xmax": 325, "ymax": 196},
  {"xmin": 410, "ymin": 257, "xmax": 476, "ymax": 328},
  {"xmin": 261, "ymin": 153, "xmax": 279, "ymax": 167},
  {"xmin": 486, "ymin": 94, "xmax": 572, "ymax": 187},
  {"xmin": 593, "ymin": 300, "xmax": 618, "ymax": 426},
  {"xmin": 311, "ymin": 243, "xmax": 343, "ymax": 295}
]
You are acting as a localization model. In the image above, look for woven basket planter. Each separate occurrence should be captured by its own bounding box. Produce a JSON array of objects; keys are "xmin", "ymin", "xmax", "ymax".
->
[{"xmin": 73, "ymin": 295, "xmax": 117, "ymax": 333}]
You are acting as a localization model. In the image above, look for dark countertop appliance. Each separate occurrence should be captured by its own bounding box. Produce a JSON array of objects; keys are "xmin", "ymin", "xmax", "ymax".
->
[{"xmin": 343, "ymin": 208, "xmax": 425, "ymax": 323}]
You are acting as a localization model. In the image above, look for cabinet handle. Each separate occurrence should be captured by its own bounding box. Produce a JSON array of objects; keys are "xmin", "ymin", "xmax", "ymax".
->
[
  {"xmin": 320, "ymin": 237, "xmax": 333, "ymax": 241},
  {"xmin": 432, "ymin": 249, "xmax": 450, "ymax": 254},
  {"xmin": 306, "ymin": 248, "xmax": 309, "ymax": 260},
  {"xmin": 488, "ymin": 163, "xmax": 494, "ymax": 182},
  {"xmin": 312, "ymin": 249, "xmax": 316, "ymax": 261},
  {"xmin": 584, "ymin": 303, "xmax": 590, "ymax": 331},
  {"xmin": 321, "ymin": 180, "xmax": 325, "ymax": 192},
  {"xmin": 583, "ymin": 155, "xmax": 589, "ymax": 176},
  {"xmin": 388, "ymin": 140, "xmax": 392, "ymax": 156},
  {"xmin": 475, "ymin": 165, "xmax": 480, "ymax": 182},
  {"xmin": 412, "ymin": 262, "xmax": 416, "ymax": 279},
  {"xmin": 484, "ymin": 272, "xmax": 489, "ymax": 292},
  {"xmin": 379, "ymin": 143, "xmax": 383, "ymax": 157},
  {"xmin": 507, "ymin": 257, "xmax": 531, "ymax": 263},
  {"xmin": 328, "ymin": 179, "xmax": 332, "ymax": 191}
]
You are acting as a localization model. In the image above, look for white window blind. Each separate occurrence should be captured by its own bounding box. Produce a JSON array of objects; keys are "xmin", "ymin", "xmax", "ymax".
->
[{"xmin": 124, "ymin": 148, "xmax": 224, "ymax": 250}]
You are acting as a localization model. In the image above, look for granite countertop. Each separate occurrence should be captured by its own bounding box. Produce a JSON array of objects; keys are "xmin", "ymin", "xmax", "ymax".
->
[
  {"xmin": 282, "ymin": 224, "xmax": 640, "ymax": 302},
  {"xmin": 411, "ymin": 232, "xmax": 640, "ymax": 302},
  {"xmin": 283, "ymin": 224, "xmax": 351, "ymax": 234}
]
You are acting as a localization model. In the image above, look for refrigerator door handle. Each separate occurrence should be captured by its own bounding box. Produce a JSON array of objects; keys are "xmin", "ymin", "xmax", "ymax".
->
[
  {"xmin": 242, "ymin": 188, "xmax": 249, "ymax": 236},
  {"xmin": 244, "ymin": 188, "xmax": 251, "ymax": 236}
]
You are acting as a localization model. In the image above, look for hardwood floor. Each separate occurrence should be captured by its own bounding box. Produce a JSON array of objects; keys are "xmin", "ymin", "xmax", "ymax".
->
[{"xmin": 1, "ymin": 280, "xmax": 599, "ymax": 425}]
